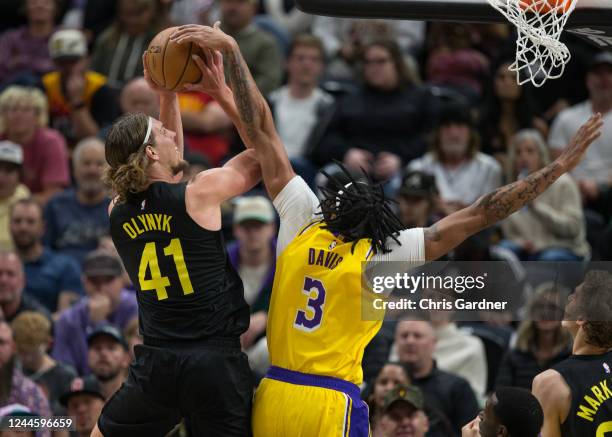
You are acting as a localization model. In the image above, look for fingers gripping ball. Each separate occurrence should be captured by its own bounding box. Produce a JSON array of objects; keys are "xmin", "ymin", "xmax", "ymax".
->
[{"xmin": 145, "ymin": 26, "xmax": 205, "ymax": 91}]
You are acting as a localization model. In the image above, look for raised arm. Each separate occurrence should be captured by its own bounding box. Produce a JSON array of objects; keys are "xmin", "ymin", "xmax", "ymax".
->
[
  {"xmin": 423, "ymin": 114, "xmax": 603, "ymax": 261},
  {"xmin": 171, "ymin": 24, "xmax": 295, "ymax": 200}
]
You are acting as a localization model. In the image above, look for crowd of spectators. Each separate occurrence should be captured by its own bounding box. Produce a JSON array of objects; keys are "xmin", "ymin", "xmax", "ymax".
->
[{"xmin": 0, "ymin": 0, "xmax": 610, "ymax": 436}]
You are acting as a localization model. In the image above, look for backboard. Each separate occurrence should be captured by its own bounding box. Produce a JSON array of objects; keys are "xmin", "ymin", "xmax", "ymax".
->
[{"xmin": 295, "ymin": 0, "xmax": 612, "ymax": 49}]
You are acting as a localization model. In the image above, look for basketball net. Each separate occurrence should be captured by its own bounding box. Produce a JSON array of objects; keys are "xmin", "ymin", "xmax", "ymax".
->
[{"xmin": 488, "ymin": 0, "xmax": 578, "ymax": 87}]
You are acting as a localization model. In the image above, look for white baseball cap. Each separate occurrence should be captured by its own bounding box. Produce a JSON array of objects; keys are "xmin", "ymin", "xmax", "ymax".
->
[
  {"xmin": 234, "ymin": 196, "xmax": 275, "ymax": 224},
  {"xmin": 49, "ymin": 29, "xmax": 87, "ymax": 59},
  {"xmin": 0, "ymin": 141, "xmax": 23, "ymax": 165}
]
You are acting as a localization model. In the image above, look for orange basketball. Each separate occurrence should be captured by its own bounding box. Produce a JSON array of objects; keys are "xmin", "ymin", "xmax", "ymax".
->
[
  {"xmin": 518, "ymin": 0, "xmax": 574, "ymax": 14},
  {"xmin": 144, "ymin": 27, "xmax": 204, "ymax": 91}
]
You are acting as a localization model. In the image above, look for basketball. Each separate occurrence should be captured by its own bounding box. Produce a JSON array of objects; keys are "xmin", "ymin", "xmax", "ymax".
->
[
  {"xmin": 144, "ymin": 26, "xmax": 205, "ymax": 91},
  {"xmin": 518, "ymin": 0, "xmax": 574, "ymax": 14}
]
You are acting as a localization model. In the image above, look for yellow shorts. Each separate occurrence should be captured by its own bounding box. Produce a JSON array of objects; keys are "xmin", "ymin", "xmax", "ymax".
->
[{"xmin": 252, "ymin": 367, "xmax": 370, "ymax": 437}]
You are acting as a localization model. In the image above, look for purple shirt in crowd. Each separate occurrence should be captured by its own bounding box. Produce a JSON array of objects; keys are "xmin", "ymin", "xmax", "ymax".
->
[
  {"xmin": 0, "ymin": 27, "xmax": 55, "ymax": 84},
  {"xmin": 51, "ymin": 290, "xmax": 138, "ymax": 376},
  {"xmin": 4, "ymin": 367, "xmax": 52, "ymax": 437}
]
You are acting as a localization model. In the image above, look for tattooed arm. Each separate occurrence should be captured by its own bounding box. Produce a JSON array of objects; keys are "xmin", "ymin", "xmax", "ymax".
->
[
  {"xmin": 171, "ymin": 24, "xmax": 295, "ymax": 200},
  {"xmin": 423, "ymin": 114, "xmax": 603, "ymax": 261}
]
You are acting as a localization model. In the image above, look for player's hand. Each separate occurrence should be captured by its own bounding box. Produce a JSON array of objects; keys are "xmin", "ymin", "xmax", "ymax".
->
[
  {"xmin": 461, "ymin": 415, "xmax": 481, "ymax": 437},
  {"xmin": 88, "ymin": 294, "xmax": 112, "ymax": 323},
  {"xmin": 142, "ymin": 53, "xmax": 177, "ymax": 96},
  {"xmin": 556, "ymin": 113, "xmax": 603, "ymax": 173},
  {"xmin": 184, "ymin": 49, "xmax": 229, "ymax": 98},
  {"xmin": 240, "ymin": 311, "xmax": 267, "ymax": 350},
  {"xmin": 170, "ymin": 22, "xmax": 235, "ymax": 52}
]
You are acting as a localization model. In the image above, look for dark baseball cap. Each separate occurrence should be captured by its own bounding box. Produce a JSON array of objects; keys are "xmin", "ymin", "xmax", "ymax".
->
[
  {"xmin": 384, "ymin": 385, "xmax": 425, "ymax": 412},
  {"xmin": 398, "ymin": 171, "xmax": 438, "ymax": 198},
  {"xmin": 83, "ymin": 250, "xmax": 123, "ymax": 278},
  {"xmin": 589, "ymin": 51, "xmax": 612, "ymax": 71},
  {"xmin": 438, "ymin": 102, "xmax": 474, "ymax": 127},
  {"xmin": 87, "ymin": 325, "xmax": 129, "ymax": 350},
  {"xmin": 59, "ymin": 376, "xmax": 105, "ymax": 406}
]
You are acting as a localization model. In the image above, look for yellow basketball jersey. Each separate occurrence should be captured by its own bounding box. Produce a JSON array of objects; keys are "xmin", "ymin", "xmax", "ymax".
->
[{"xmin": 267, "ymin": 221, "xmax": 380, "ymax": 386}]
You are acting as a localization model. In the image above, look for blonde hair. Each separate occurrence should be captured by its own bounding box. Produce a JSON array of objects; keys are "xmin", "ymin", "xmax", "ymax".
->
[
  {"xmin": 506, "ymin": 129, "xmax": 551, "ymax": 182},
  {"xmin": 0, "ymin": 86, "xmax": 48, "ymax": 133},
  {"xmin": 11, "ymin": 311, "xmax": 51, "ymax": 348}
]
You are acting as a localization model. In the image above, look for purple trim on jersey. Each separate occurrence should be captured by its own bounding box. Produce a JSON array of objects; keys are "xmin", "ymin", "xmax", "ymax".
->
[{"xmin": 265, "ymin": 366, "xmax": 370, "ymax": 437}]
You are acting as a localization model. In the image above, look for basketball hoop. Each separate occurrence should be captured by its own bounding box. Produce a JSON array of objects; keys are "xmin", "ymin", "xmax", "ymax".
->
[{"xmin": 487, "ymin": 0, "xmax": 579, "ymax": 87}]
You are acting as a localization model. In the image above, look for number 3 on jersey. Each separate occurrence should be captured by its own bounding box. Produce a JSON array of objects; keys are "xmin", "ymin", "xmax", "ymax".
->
[
  {"xmin": 294, "ymin": 277, "xmax": 326, "ymax": 331},
  {"xmin": 138, "ymin": 238, "xmax": 194, "ymax": 300}
]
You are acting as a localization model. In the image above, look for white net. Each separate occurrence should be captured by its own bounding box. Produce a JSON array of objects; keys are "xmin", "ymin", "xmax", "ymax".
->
[{"xmin": 488, "ymin": 0, "xmax": 578, "ymax": 87}]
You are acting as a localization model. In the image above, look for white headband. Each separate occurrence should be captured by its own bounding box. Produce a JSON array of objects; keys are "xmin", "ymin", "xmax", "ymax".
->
[{"xmin": 142, "ymin": 116, "xmax": 153, "ymax": 146}]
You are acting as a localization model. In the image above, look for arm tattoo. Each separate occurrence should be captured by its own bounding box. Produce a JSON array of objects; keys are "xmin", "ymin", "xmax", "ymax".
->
[
  {"xmin": 424, "ymin": 223, "xmax": 441, "ymax": 241},
  {"xmin": 477, "ymin": 162, "xmax": 562, "ymax": 225},
  {"xmin": 225, "ymin": 47, "xmax": 256, "ymax": 137}
]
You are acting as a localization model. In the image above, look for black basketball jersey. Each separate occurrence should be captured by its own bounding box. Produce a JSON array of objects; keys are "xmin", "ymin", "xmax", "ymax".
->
[
  {"xmin": 553, "ymin": 350, "xmax": 612, "ymax": 437},
  {"xmin": 110, "ymin": 182, "xmax": 249, "ymax": 342}
]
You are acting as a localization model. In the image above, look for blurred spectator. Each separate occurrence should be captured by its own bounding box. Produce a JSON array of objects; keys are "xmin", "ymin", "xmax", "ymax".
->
[
  {"xmin": 269, "ymin": 34, "xmax": 334, "ymax": 186},
  {"xmin": 500, "ymin": 130, "xmax": 589, "ymax": 261},
  {"xmin": 52, "ymin": 251, "xmax": 138, "ymax": 375},
  {"xmin": 407, "ymin": 102, "xmax": 502, "ymax": 214},
  {"xmin": 396, "ymin": 170, "xmax": 439, "ymax": 228},
  {"xmin": 315, "ymin": 39, "xmax": 434, "ymax": 182},
  {"xmin": 59, "ymin": 376, "xmax": 105, "ymax": 437},
  {"xmin": 0, "ymin": 0, "xmax": 58, "ymax": 86},
  {"xmin": 0, "ymin": 141, "xmax": 29, "ymax": 251},
  {"xmin": 426, "ymin": 23, "xmax": 489, "ymax": 102},
  {"xmin": 374, "ymin": 385, "xmax": 429, "ymax": 437},
  {"xmin": 548, "ymin": 51, "xmax": 612, "ymax": 209},
  {"xmin": 495, "ymin": 285, "xmax": 571, "ymax": 391},
  {"xmin": 122, "ymin": 318, "xmax": 142, "ymax": 362},
  {"xmin": 219, "ymin": 0, "xmax": 283, "ymax": 96},
  {"xmin": 0, "ymin": 250, "xmax": 50, "ymax": 323},
  {"xmin": 44, "ymin": 137, "xmax": 111, "ymax": 265},
  {"xmin": 10, "ymin": 198, "xmax": 82, "ymax": 314},
  {"xmin": 479, "ymin": 59, "xmax": 547, "ymax": 170},
  {"xmin": 461, "ymin": 387, "xmax": 543, "ymax": 437},
  {"xmin": 0, "ymin": 404, "xmax": 37, "ymax": 437},
  {"xmin": 178, "ymin": 90, "xmax": 232, "ymax": 167},
  {"xmin": 119, "ymin": 76, "xmax": 159, "ymax": 118},
  {"xmin": 0, "ymin": 86, "xmax": 69, "ymax": 204},
  {"xmin": 42, "ymin": 29, "xmax": 120, "ymax": 145},
  {"xmin": 228, "ymin": 197, "xmax": 276, "ymax": 375},
  {"xmin": 394, "ymin": 319, "xmax": 479, "ymax": 436},
  {"xmin": 366, "ymin": 363, "xmax": 410, "ymax": 431},
  {"xmin": 11, "ymin": 311, "xmax": 76, "ymax": 416},
  {"xmin": 90, "ymin": 0, "xmax": 159, "ymax": 88},
  {"xmin": 0, "ymin": 320, "xmax": 51, "ymax": 437},
  {"xmin": 312, "ymin": 17, "xmax": 425, "ymax": 80},
  {"xmin": 86, "ymin": 326, "xmax": 130, "ymax": 400}
]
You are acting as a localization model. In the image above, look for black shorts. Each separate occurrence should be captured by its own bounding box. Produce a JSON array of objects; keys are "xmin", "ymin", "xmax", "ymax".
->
[{"xmin": 98, "ymin": 338, "xmax": 253, "ymax": 437}]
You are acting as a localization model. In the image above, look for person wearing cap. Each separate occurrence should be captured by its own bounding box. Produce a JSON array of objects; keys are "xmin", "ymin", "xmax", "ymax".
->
[
  {"xmin": 549, "ymin": 51, "xmax": 612, "ymax": 215},
  {"xmin": 87, "ymin": 325, "xmax": 130, "ymax": 400},
  {"xmin": 227, "ymin": 196, "xmax": 276, "ymax": 375},
  {"xmin": 0, "ymin": 404, "xmax": 38, "ymax": 437},
  {"xmin": 0, "ymin": 85, "xmax": 70, "ymax": 204},
  {"xmin": 60, "ymin": 377, "xmax": 105, "ymax": 437},
  {"xmin": 52, "ymin": 250, "xmax": 137, "ymax": 376},
  {"xmin": 41, "ymin": 28, "xmax": 120, "ymax": 145},
  {"xmin": 0, "ymin": 141, "xmax": 29, "ymax": 251},
  {"xmin": 396, "ymin": 170, "xmax": 440, "ymax": 229},
  {"xmin": 461, "ymin": 387, "xmax": 543, "ymax": 437},
  {"xmin": 43, "ymin": 137, "xmax": 111, "ymax": 265},
  {"xmin": 407, "ymin": 102, "xmax": 502, "ymax": 215},
  {"xmin": 375, "ymin": 384, "xmax": 430, "ymax": 437},
  {"xmin": 0, "ymin": 0, "xmax": 59, "ymax": 86},
  {"xmin": 10, "ymin": 197, "xmax": 83, "ymax": 314}
]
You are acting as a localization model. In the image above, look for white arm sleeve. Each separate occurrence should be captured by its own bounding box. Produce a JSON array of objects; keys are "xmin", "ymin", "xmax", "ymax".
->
[
  {"xmin": 370, "ymin": 228, "xmax": 426, "ymax": 263},
  {"xmin": 273, "ymin": 176, "xmax": 320, "ymax": 256}
]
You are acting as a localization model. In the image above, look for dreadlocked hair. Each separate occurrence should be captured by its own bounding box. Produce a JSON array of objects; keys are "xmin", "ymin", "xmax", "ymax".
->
[{"xmin": 318, "ymin": 163, "xmax": 404, "ymax": 255}]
